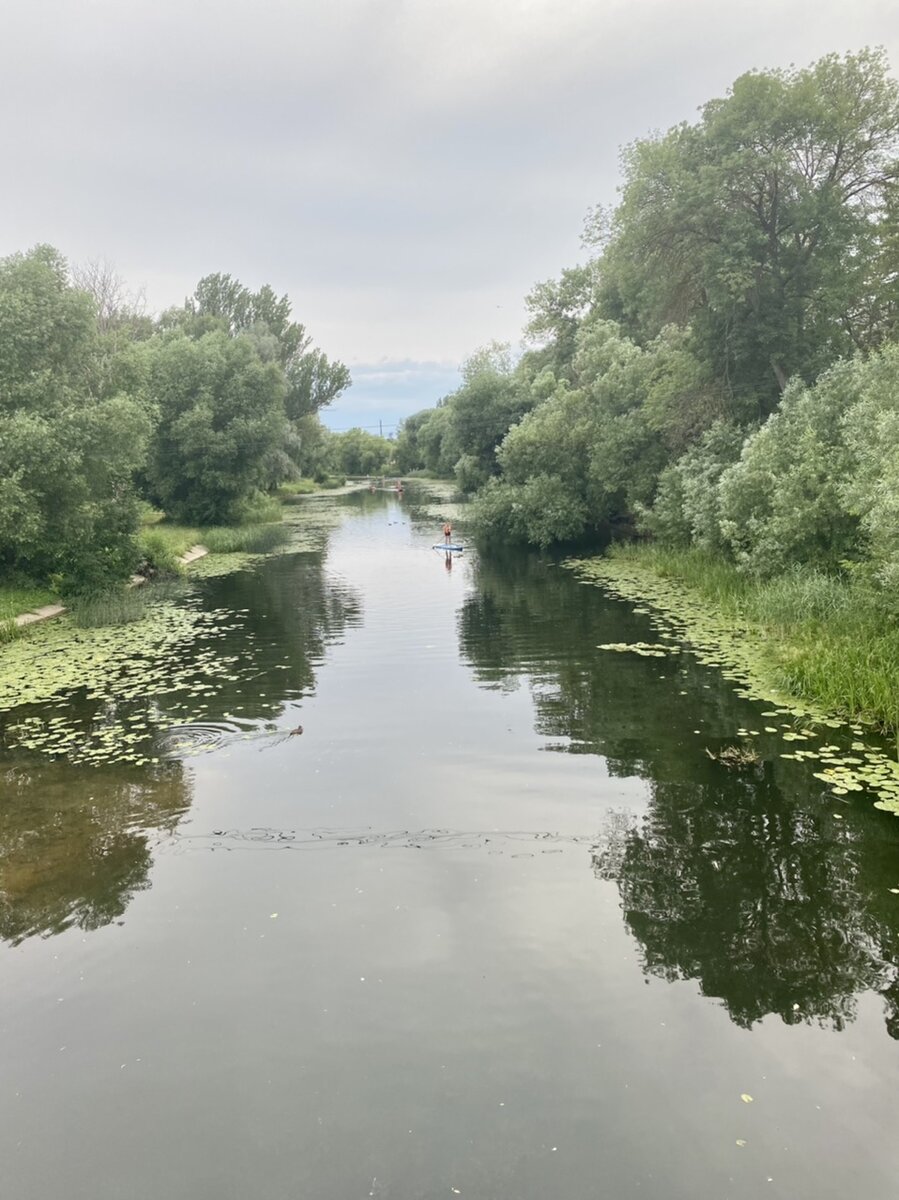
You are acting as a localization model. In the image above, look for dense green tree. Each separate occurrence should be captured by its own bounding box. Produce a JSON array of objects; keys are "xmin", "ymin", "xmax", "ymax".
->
[
  {"xmin": 143, "ymin": 330, "xmax": 286, "ymax": 524},
  {"xmin": 470, "ymin": 322, "xmax": 708, "ymax": 546},
  {"xmin": 0, "ymin": 247, "xmax": 151, "ymax": 591},
  {"xmin": 596, "ymin": 49, "xmax": 899, "ymax": 409},
  {"xmin": 182, "ymin": 273, "xmax": 351, "ymax": 418},
  {"xmin": 0, "ymin": 245, "xmax": 96, "ymax": 412},
  {"xmin": 523, "ymin": 262, "xmax": 598, "ymax": 380},
  {"xmin": 393, "ymin": 408, "xmax": 430, "ymax": 474},
  {"xmin": 159, "ymin": 272, "xmax": 351, "ymax": 488},
  {"xmin": 447, "ymin": 344, "xmax": 534, "ymax": 491},
  {"xmin": 285, "ymin": 349, "xmax": 351, "ymax": 422},
  {"xmin": 330, "ymin": 427, "xmax": 393, "ymax": 477}
]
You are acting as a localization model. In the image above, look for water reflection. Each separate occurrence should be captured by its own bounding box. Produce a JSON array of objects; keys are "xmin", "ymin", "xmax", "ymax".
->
[
  {"xmin": 593, "ymin": 779, "xmax": 899, "ymax": 1032},
  {"xmin": 459, "ymin": 551, "xmax": 899, "ymax": 1038},
  {"xmin": 179, "ymin": 544, "xmax": 363, "ymax": 727},
  {"xmin": 0, "ymin": 760, "xmax": 190, "ymax": 945},
  {"xmin": 0, "ymin": 517, "xmax": 363, "ymax": 944}
]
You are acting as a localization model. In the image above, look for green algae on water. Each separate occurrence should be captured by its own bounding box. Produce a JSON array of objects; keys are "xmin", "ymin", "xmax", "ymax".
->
[{"xmin": 566, "ymin": 555, "xmax": 899, "ymax": 815}]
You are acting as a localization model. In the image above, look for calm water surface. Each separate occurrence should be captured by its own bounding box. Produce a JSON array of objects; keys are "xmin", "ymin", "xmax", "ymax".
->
[{"xmin": 2, "ymin": 485, "xmax": 899, "ymax": 1200}]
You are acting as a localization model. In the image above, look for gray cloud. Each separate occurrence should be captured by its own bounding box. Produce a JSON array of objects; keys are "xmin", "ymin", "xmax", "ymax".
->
[{"xmin": 3, "ymin": 0, "xmax": 898, "ymax": 419}]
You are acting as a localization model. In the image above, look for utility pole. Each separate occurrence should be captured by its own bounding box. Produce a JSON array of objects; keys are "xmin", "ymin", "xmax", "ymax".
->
[{"xmin": 379, "ymin": 419, "xmax": 383, "ymax": 438}]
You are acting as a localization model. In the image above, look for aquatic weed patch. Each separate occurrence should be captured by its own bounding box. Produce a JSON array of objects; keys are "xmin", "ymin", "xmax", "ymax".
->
[
  {"xmin": 0, "ymin": 600, "xmax": 267, "ymax": 768},
  {"xmin": 0, "ymin": 498, "xmax": 351, "ymax": 767},
  {"xmin": 566, "ymin": 555, "xmax": 899, "ymax": 814},
  {"xmin": 597, "ymin": 641, "xmax": 675, "ymax": 657}
]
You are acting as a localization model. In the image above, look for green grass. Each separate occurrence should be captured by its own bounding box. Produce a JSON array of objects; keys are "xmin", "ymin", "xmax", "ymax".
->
[
  {"xmin": 610, "ymin": 545, "xmax": 752, "ymax": 611},
  {"xmin": 405, "ymin": 468, "xmax": 453, "ymax": 480},
  {"xmin": 0, "ymin": 618, "xmax": 22, "ymax": 646},
  {"xmin": 70, "ymin": 588, "xmax": 149, "ymax": 627},
  {"xmin": 138, "ymin": 516, "xmax": 291, "ymax": 571},
  {"xmin": 138, "ymin": 524, "xmax": 201, "ymax": 574},
  {"xmin": 277, "ymin": 478, "xmax": 319, "ymax": 497},
  {"xmin": 0, "ymin": 582, "xmax": 59, "ymax": 622},
  {"xmin": 200, "ymin": 524, "xmax": 291, "ymax": 554},
  {"xmin": 70, "ymin": 578, "xmax": 191, "ymax": 628},
  {"xmin": 232, "ymin": 493, "xmax": 283, "ymax": 524},
  {"xmin": 608, "ymin": 544, "xmax": 899, "ymax": 735}
]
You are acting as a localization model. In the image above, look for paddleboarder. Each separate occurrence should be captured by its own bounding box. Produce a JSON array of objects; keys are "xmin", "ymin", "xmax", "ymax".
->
[{"xmin": 443, "ymin": 521, "xmax": 452, "ymax": 545}]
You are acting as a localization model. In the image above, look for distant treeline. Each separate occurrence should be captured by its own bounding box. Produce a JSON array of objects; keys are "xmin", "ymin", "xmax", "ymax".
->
[
  {"xmin": 394, "ymin": 49, "xmax": 899, "ymax": 593},
  {"xmin": 0, "ymin": 251, "xmax": 393, "ymax": 595}
]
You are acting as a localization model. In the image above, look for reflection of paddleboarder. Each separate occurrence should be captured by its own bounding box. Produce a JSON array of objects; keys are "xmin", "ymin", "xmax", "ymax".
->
[{"xmin": 444, "ymin": 551, "xmax": 453, "ymax": 573}]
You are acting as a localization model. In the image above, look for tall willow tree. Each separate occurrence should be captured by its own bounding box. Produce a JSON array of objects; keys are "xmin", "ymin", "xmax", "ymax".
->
[{"xmin": 597, "ymin": 49, "xmax": 899, "ymax": 412}]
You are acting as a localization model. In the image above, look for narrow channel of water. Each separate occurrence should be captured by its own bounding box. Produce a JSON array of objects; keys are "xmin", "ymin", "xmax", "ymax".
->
[{"xmin": 1, "ymin": 484, "xmax": 898, "ymax": 1199}]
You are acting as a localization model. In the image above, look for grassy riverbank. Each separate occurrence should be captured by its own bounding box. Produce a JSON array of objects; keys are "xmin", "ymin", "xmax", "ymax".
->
[
  {"xmin": 0, "ymin": 584, "xmax": 59, "ymax": 623},
  {"xmin": 277, "ymin": 475, "xmax": 347, "ymax": 497},
  {"xmin": 0, "ymin": 583, "xmax": 60, "ymax": 643},
  {"xmin": 3, "ymin": 482, "xmax": 352, "ymax": 637},
  {"xmin": 579, "ymin": 545, "xmax": 899, "ymax": 738},
  {"xmin": 137, "ymin": 497, "xmax": 291, "ymax": 576}
]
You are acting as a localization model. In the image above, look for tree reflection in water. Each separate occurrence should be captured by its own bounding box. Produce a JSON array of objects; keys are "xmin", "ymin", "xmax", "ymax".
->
[
  {"xmin": 0, "ymin": 534, "xmax": 363, "ymax": 946},
  {"xmin": 459, "ymin": 550, "xmax": 899, "ymax": 1038},
  {"xmin": 0, "ymin": 760, "xmax": 191, "ymax": 946},
  {"xmin": 592, "ymin": 775, "xmax": 895, "ymax": 1031}
]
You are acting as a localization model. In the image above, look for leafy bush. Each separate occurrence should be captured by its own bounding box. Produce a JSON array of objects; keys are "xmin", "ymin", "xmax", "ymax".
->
[
  {"xmin": 840, "ymin": 343, "xmax": 899, "ymax": 590},
  {"xmin": 718, "ymin": 365, "xmax": 861, "ymax": 576},
  {"xmin": 471, "ymin": 474, "xmax": 589, "ymax": 548},
  {"xmin": 640, "ymin": 421, "xmax": 746, "ymax": 551},
  {"xmin": 231, "ymin": 492, "xmax": 282, "ymax": 525}
]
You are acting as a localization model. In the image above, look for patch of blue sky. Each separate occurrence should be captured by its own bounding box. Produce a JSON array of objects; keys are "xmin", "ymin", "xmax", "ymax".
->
[{"xmin": 322, "ymin": 360, "xmax": 463, "ymax": 436}]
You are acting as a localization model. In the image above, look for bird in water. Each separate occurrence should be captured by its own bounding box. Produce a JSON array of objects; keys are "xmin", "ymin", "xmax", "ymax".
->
[{"xmin": 289, "ymin": 725, "xmax": 304, "ymax": 736}]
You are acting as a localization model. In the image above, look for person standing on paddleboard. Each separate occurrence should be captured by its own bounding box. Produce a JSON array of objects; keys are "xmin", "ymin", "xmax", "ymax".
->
[{"xmin": 443, "ymin": 521, "xmax": 452, "ymax": 545}]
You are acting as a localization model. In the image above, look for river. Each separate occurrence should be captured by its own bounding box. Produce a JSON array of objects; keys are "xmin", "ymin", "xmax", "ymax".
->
[{"xmin": 1, "ymin": 483, "xmax": 898, "ymax": 1200}]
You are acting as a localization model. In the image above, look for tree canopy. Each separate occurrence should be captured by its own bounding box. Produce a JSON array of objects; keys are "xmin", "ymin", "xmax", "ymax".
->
[
  {"xmin": 399, "ymin": 48, "xmax": 899, "ymax": 596},
  {"xmin": 0, "ymin": 248, "xmax": 351, "ymax": 593}
]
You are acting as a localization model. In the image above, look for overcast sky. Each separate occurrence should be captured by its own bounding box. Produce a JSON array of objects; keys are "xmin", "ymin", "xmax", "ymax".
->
[{"xmin": 3, "ymin": 0, "xmax": 898, "ymax": 431}]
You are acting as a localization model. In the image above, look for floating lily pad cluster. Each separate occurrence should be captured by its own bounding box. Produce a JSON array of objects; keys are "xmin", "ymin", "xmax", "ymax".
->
[
  {"xmin": 567, "ymin": 556, "xmax": 899, "ymax": 814},
  {"xmin": 0, "ymin": 497, "xmax": 349, "ymax": 769},
  {"xmin": 187, "ymin": 552, "xmax": 258, "ymax": 579},
  {"xmin": 0, "ymin": 600, "xmax": 269, "ymax": 768},
  {"xmin": 597, "ymin": 641, "xmax": 674, "ymax": 657}
]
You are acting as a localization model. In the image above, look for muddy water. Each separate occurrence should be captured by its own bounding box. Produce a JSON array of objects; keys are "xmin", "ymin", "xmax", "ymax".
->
[{"xmin": 1, "ymin": 485, "xmax": 899, "ymax": 1200}]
